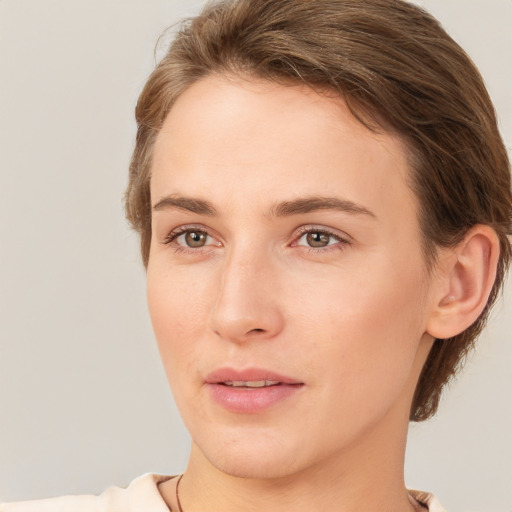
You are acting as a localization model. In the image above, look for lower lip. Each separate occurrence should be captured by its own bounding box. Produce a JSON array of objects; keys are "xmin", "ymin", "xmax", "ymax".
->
[{"xmin": 207, "ymin": 383, "xmax": 303, "ymax": 413}]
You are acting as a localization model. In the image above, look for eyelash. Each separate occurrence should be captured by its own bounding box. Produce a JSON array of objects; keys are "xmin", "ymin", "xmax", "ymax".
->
[{"xmin": 162, "ymin": 225, "xmax": 350, "ymax": 254}]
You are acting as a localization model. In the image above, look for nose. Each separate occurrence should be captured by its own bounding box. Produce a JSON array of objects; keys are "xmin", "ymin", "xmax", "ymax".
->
[{"xmin": 208, "ymin": 247, "xmax": 284, "ymax": 343}]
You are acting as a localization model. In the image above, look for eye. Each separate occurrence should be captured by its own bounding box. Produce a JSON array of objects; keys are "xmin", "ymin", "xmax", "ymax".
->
[
  {"xmin": 163, "ymin": 226, "xmax": 220, "ymax": 251},
  {"xmin": 178, "ymin": 230, "xmax": 209, "ymax": 248},
  {"xmin": 300, "ymin": 231, "xmax": 334, "ymax": 248},
  {"xmin": 293, "ymin": 227, "xmax": 348, "ymax": 250}
]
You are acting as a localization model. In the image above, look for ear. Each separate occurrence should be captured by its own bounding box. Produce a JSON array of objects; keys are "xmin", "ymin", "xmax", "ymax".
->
[{"xmin": 426, "ymin": 225, "xmax": 500, "ymax": 339}]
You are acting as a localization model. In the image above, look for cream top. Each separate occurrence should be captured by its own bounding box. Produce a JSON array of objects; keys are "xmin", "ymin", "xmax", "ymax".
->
[{"xmin": 0, "ymin": 473, "xmax": 447, "ymax": 511}]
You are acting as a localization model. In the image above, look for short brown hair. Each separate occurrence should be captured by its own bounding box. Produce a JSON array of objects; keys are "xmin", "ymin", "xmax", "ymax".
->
[{"xmin": 125, "ymin": 0, "xmax": 512, "ymax": 421}]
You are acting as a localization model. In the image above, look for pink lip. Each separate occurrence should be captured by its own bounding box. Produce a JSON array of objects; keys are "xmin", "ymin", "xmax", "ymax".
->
[
  {"xmin": 205, "ymin": 367, "xmax": 302, "ymax": 385},
  {"xmin": 205, "ymin": 367, "xmax": 304, "ymax": 414}
]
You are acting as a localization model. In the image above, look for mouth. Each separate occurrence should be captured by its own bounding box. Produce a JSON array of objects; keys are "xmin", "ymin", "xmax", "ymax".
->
[
  {"xmin": 205, "ymin": 368, "xmax": 304, "ymax": 413},
  {"xmin": 221, "ymin": 380, "xmax": 282, "ymax": 388},
  {"xmin": 205, "ymin": 367, "xmax": 303, "ymax": 386}
]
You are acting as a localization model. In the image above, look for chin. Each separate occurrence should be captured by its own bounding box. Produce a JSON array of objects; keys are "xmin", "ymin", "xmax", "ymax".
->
[
  {"xmin": 205, "ymin": 450, "xmax": 299, "ymax": 480},
  {"xmin": 192, "ymin": 429, "xmax": 310, "ymax": 480}
]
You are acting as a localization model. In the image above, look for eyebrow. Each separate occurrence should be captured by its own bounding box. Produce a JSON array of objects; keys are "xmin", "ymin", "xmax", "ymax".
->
[
  {"xmin": 270, "ymin": 196, "xmax": 376, "ymax": 218},
  {"xmin": 153, "ymin": 195, "xmax": 217, "ymax": 215},
  {"xmin": 152, "ymin": 194, "xmax": 376, "ymax": 219}
]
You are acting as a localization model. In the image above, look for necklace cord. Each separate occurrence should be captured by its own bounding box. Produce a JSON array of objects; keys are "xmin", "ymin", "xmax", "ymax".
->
[{"xmin": 175, "ymin": 474, "xmax": 184, "ymax": 512}]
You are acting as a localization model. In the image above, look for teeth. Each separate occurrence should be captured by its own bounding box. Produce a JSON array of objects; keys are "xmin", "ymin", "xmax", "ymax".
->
[{"xmin": 224, "ymin": 380, "xmax": 280, "ymax": 388}]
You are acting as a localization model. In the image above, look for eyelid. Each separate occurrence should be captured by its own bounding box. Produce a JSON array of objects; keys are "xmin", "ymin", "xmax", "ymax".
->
[{"xmin": 292, "ymin": 225, "xmax": 351, "ymax": 243}]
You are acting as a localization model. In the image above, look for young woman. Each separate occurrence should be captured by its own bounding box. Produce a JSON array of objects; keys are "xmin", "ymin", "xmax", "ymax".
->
[{"xmin": 2, "ymin": 0, "xmax": 510, "ymax": 511}]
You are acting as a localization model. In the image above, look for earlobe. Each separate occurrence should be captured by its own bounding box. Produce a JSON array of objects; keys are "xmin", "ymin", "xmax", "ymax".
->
[{"xmin": 426, "ymin": 225, "xmax": 500, "ymax": 339}]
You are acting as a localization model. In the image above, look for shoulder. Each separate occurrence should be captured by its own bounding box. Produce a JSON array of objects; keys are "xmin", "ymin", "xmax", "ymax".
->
[
  {"xmin": 0, "ymin": 473, "xmax": 174, "ymax": 512},
  {"xmin": 409, "ymin": 489, "xmax": 448, "ymax": 512}
]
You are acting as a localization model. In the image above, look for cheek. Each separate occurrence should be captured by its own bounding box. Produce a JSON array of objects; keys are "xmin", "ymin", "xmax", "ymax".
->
[
  {"xmin": 289, "ymin": 258, "xmax": 428, "ymax": 384},
  {"xmin": 146, "ymin": 262, "xmax": 214, "ymax": 375},
  {"xmin": 291, "ymin": 255, "xmax": 426, "ymax": 333}
]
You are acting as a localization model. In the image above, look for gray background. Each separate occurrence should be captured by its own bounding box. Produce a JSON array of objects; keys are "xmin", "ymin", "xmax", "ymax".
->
[{"xmin": 0, "ymin": 1, "xmax": 510, "ymax": 511}]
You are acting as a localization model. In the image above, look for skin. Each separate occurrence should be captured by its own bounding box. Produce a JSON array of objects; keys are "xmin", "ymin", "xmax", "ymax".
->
[{"xmin": 147, "ymin": 75, "xmax": 442, "ymax": 512}]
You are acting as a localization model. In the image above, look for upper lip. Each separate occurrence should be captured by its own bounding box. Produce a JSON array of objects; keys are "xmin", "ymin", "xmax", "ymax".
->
[{"xmin": 205, "ymin": 367, "xmax": 303, "ymax": 385}]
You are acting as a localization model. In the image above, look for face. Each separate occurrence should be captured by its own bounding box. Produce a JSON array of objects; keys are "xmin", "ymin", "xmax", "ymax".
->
[{"xmin": 147, "ymin": 75, "xmax": 435, "ymax": 479}]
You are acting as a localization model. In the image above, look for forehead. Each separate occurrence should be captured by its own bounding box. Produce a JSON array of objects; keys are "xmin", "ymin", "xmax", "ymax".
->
[{"xmin": 151, "ymin": 75, "xmax": 416, "ymax": 222}]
